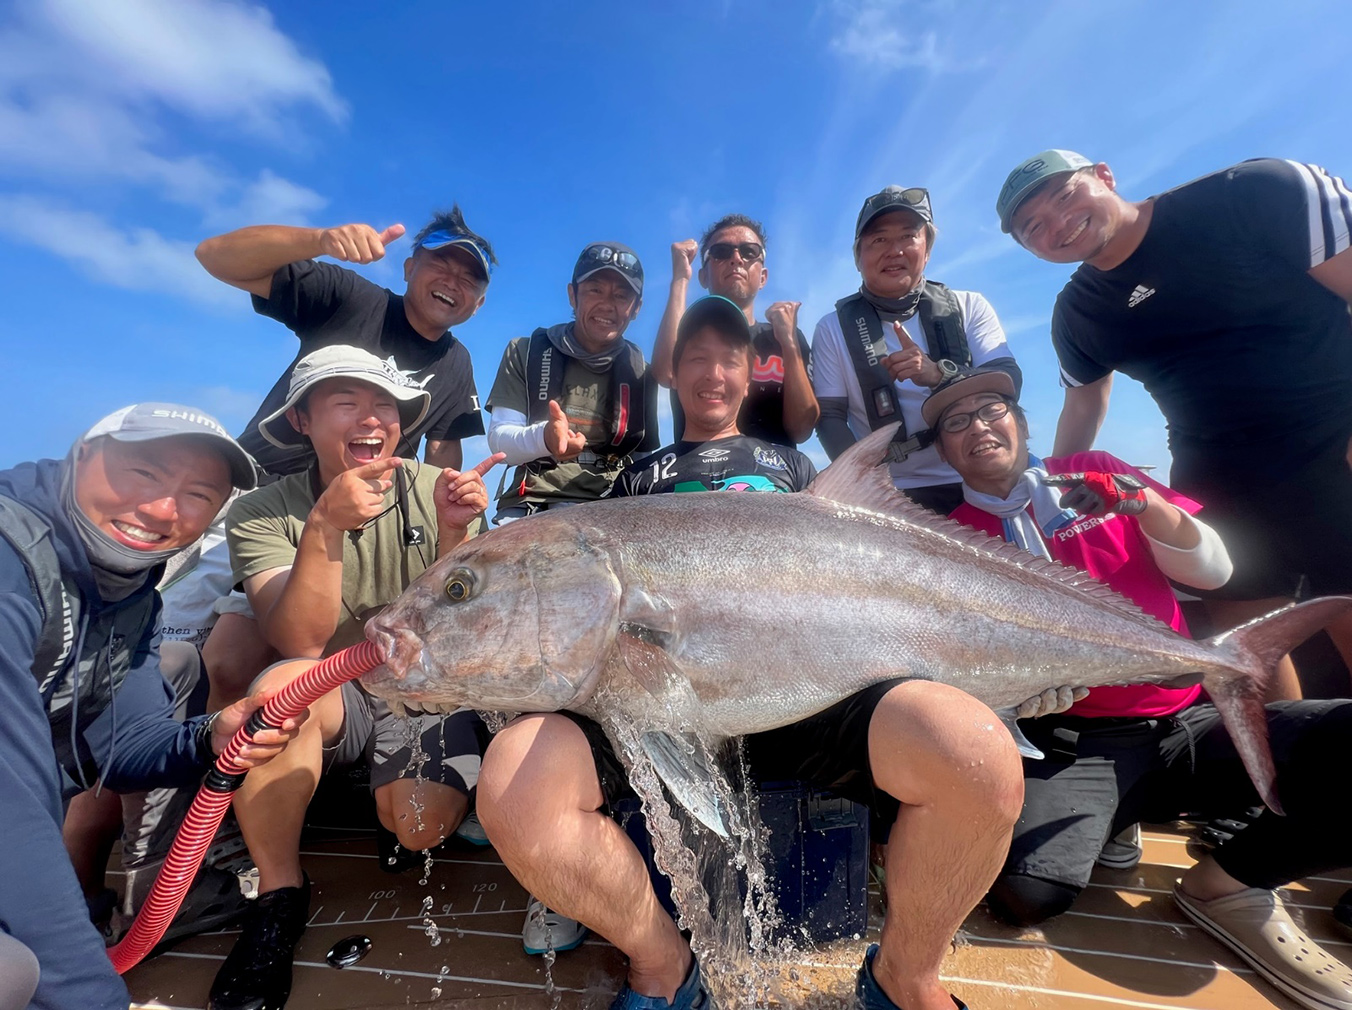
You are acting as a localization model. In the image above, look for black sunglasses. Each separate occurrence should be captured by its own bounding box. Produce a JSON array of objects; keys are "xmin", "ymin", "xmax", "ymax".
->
[
  {"xmin": 580, "ymin": 244, "xmax": 641, "ymax": 273},
  {"xmin": 703, "ymin": 242, "xmax": 764, "ymax": 264}
]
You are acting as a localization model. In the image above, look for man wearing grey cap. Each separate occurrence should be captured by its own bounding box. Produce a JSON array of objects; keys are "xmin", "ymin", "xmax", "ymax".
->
[
  {"xmin": 0, "ymin": 404, "xmax": 303, "ymax": 1010},
  {"xmin": 996, "ymin": 151, "xmax": 1352, "ymax": 703},
  {"xmin": 486, "ymin": 241, "xmax": 660, "ymax": 521},
  {"xmin": 811, "ymin": 186, "xmax": 1023, "ymax": 515}
]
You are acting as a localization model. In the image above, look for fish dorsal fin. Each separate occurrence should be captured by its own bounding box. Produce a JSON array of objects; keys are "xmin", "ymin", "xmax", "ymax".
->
[
  {"xmin": 806, "ymin": 423, "xmax": 1166, "ymax": 630},
  {"xmin": 806, "ymin": 422, "xmax": 921, "ymax": 516}
]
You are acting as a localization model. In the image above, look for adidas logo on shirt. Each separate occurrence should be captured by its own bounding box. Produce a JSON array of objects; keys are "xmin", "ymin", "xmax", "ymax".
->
[{"xmin": 1127, "ymin": 284, "xmax": 1156, "ymax": 308}]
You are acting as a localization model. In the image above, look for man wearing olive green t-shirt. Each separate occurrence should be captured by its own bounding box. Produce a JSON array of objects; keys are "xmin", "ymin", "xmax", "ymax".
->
[{"xmin": 210, "ymin": 345, "xmax": 502, "ymax": 1010}]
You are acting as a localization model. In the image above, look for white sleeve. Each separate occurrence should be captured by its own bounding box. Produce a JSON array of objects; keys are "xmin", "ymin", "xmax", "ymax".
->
[
  {"xmin": 959, "ymin": 291, "xmax": 1013, "ymax": 364},
  {"xmin": 810, "ymin": 313, "xmax": 850, "ymax": 399},
  {"xmin": 487, "ymin": 407, "xmax": 550, "ymax": 467},
  {"xmin": 1143, "ymin": 512, "xmax": 1234, "ymax": 591}
]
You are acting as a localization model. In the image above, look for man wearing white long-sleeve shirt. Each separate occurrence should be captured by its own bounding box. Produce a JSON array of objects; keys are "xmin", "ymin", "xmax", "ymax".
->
[
  {"xmin": 812, "ymin": 186, "xmax": 1022, "ymax": 515},
  {"xmin": 485, "ymin": 242, "xmax": 660, "ymax": 522}
]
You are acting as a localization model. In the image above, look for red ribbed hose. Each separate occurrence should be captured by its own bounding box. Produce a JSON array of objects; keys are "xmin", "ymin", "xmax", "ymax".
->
[{"xmin": 109, "ymin": 639, "xmax": 384, "ymax": 974}]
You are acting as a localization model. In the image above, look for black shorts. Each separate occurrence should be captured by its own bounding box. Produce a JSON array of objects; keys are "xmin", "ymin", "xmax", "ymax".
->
[
  {"xmin": 1171, "ymin": 434, "xmax": 1352, "ymax": 600},
  {"xmin": 559, "ymin": 677, "xmax": 908, "ymax": 827},
  {"xmin": 1003, "ymin": 699, "xmax": 1352, "ymax": 893}
]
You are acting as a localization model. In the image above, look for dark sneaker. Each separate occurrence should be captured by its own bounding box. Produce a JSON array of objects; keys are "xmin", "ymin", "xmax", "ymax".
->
[
  {"xmin": 856, "ymin": 943, "xmax": 969, "ymax": 1010},
  {"xmin": 610, "ymin": 955, "xmax": 713, "ymax": 1010},
  {"xmin": 208, "ymin": 876, "xmax": 311, "ymax": 1010}
]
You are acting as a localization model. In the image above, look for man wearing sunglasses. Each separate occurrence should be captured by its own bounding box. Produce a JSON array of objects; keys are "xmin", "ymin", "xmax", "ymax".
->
[
  {"xmin": 930, "ymin": 366, "xmax": 1352, "ymax": 1010},
  {"xmin": 197, "ymin": 206, "xmax": 494, "ymax": 476},
  {"xmin": 812, "ymin": 186, "xmax": 1022, "ymax": 516},
  {"xmin": 486, "ymin": 241, "xmax": 660, "ymax": 522},
  {"xmin": 652, "ymin": 215, "xmax": 819, "ymax": 447},
  {"xmin": 997, "ymin": 151, "xmax": 1352, "ymax": 703}
]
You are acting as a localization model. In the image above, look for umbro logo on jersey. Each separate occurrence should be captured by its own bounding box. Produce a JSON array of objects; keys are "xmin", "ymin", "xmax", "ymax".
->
[
  {"xmin": 1127, "ymin": 284, "xmax": 1156, "ymax": 308},
  {"xmin": 699, "ymin": 448, "xmax": 732, "ymax": 459}
]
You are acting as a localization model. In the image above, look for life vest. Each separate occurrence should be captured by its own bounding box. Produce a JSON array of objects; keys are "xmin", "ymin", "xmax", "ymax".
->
[
  {"xmin": 524, "ymin": 327, "xmax": 650, "ymax": 461},
  {"xmin": 834, "ymin": 280, "xmax": 969, "ymax": 459}
]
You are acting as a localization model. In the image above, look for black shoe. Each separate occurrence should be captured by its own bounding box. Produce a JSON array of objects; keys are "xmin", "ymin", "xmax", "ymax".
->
[{"xmin": 208, "ymin": 876, "xmax": 311, "ymax": 1010}]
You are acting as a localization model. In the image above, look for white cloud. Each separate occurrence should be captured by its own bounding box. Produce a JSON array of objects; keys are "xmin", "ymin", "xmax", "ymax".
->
[
  {"xmin": 827, "ymin": 0, "xmax": 980, "ymax": 74},
  {"xmin": 0, "ymin": 0, "xmax": 341, "ymax": 301},
  {"xmin": 0, "ymin": 194, "xmax": 237, "ymax": 307},
  {"xmin": 0, "ymin": 0, "xmax": 345, "ymax": 132}
]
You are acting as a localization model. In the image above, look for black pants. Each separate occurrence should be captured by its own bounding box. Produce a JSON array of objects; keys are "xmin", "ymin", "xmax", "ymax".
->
[{"xmin": 988, "ymin": 700, "xmax": 1352, "ymax": 925}]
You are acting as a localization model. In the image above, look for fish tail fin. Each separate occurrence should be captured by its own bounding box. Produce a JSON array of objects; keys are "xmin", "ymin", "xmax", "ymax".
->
[{"xmin": 1202, "ymin": 595, "xmax": 1352, "ymax": 816}]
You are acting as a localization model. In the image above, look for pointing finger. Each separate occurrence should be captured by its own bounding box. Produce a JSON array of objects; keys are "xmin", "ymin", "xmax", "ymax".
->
[
  {"xmin": 352, "ymin": 456, "xmax": 403, "ymax": 479},
  {"xmin": 893, "ymin": 321, "xmax": 919, "ymax": 349},
  {"xmin": 469, "ymin": 452, "xmax": 506, "ymax": 477}
]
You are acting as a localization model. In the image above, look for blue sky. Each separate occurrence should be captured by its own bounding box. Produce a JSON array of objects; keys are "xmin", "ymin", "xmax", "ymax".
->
[{"xmin": 2, "ymin": 0, "xmax": 1349, "ymax": 476}]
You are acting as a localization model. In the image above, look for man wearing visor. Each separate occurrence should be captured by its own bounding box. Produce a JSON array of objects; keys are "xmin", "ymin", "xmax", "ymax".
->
[
  {"xmin": 812, "ymin": 186, "xmax": 1022, "ymax": 515},
  {"xmin": 486, "ymin": 241, "xmax": 660, "ymax": 521},
  {"xmin": 652, "ymin": 214, "xmax": 819, "ymax": 448},
  {"xmin": 197, "ymin": 206, "xmax": 494, "ymax": 476}
]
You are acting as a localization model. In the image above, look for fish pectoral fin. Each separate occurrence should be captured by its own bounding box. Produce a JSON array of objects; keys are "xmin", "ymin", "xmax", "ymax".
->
[
  {"xmin": 619, "ymin": 588, "xmax": 677, "ymax": 643},
  {"xmin": 616, "ymin": 623, "xmax": 683, "ymax": 697},
  {"xmin": 639, "ymin": 731, "xmax": 732, "ymax": 839},
  {"xmin": 996, "ymin": 708, "xmax": 1046, "ymax": 760}
]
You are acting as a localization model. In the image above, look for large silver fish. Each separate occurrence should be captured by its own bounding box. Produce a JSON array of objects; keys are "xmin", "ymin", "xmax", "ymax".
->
[{"xmin": 363, "ymin": 424, "xmax": 1349, "ymax": 829}]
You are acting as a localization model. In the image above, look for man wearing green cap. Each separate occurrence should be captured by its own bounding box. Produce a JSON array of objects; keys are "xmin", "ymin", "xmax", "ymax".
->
[{"xmin": 996, "ymin": 152, "xmax": 1352, "ymax": 700}]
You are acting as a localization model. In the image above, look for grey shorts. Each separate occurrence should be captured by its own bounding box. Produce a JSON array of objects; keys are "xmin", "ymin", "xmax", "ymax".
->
[{"xmin": 325, "ymin": 683, "xmax": 487, "ymax": 794}]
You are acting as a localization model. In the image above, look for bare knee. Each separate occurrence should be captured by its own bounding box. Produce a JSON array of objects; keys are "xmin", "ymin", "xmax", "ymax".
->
[
  {"xmin": 203, "ymin": 614, "xmax": 275, "ymax": 709},
  {"xmin": 870, "ymin": 682, "xmax": 1024, "ymax": 826},
  {"xmin": 377, "ymin": 781, "xmax": 468, "ymax": 851},
  {"xmin": 477, "ymin": 714, "xmax": 603, "ymax": 848}
]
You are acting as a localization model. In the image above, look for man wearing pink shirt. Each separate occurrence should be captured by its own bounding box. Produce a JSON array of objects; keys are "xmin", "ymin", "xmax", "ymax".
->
[{"xmin": 930, "ymin": 367, "xmax": 1352, "ymax": 1010}]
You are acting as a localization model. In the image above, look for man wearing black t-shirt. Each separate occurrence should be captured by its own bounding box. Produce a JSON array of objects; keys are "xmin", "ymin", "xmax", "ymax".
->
[
  {"xmin": 651, "ymin": 214, "xmax": 819, "ymax": 447},
  {"xmin": 997, "ymin": 151, "xmax": 1352, "ymax": 694},
  {"xmin": 612, "ymin": 293, "xmax": 817, "ymax": 496},
  {"xmin": 196, "ymin": 206, "xmax": 493, "ymax": 476}
]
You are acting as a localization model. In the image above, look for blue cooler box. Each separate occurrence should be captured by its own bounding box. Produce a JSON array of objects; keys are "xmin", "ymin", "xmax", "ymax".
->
[{"xmin": 613, "ymin": 781, "xmax": 870, "ymax": 943}]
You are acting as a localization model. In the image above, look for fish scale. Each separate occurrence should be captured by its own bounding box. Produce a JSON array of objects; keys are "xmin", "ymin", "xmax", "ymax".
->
[{"xmin": 363, "ymin": 423, "xmax": 1352, "ymax": 823}]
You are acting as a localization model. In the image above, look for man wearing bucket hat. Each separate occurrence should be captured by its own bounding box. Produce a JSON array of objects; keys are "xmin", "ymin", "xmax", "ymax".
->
[
  {"xmin": 208, "ymin": 345, "xmax": 502, "ymax": 1010},
  {"xmin": 485, "ymin": 241, "xmax": 660, "ymax": 520},
  {"xmin": 811, "ymin": 185, "xmax": 1022, "ymax": 516},
  {"xmin": 996, "ymin": 151, "xmax": 1352, "ymax": 702},
  {"xmin": 0, "ymin": 403, "xmax": 303, "ymax": 1010},
  {"xmin": 930, "ymin": 365, "xmax": 1352, "ymax": 1010},
  {"xmin": 196, "ymin": 206, "xmax": 493, "ymax": 476}
]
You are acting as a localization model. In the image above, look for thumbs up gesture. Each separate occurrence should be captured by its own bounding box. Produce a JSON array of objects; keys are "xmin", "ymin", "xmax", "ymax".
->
[
  {"xmin": 319, "ymin": 223, "xmax": 406, "ymax": 264},
  {"xmin": 882, "ymin": 320, "xmax": 943, "ymax": 388},
  {"xmin": 543, "ymin": 400, "xmax": 587, "ymax": 461}
]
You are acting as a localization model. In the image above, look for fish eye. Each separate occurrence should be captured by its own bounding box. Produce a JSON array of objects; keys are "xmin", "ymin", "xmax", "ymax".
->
[{"xmin": 445, "ymin": 569, "xmax": 476, "ymax": 603}]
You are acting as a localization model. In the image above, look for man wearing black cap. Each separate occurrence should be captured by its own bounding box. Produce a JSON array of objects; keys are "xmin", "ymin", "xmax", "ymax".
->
[
  {"xmin": 486, "ymin": 241, "xmax": 660, "ymax": 520},
  {"xmin": 0, "ymin": 404, "xmax": 302, "ymax": 1010},
  {"xmin": 196, "ymin": 206, "xmax": 493, "ymax": 475},
  {"xmin": 996, "ymin": 151, "xmax": 1352, "ymax": 699},
  {"xmin": 811, "ymin": 186, "xmax": 1022, "ymax": 515},
  {"xmin": 652, "ymin": 214, "xmax": 819, "ymax": 448},
  {"xmin": 610, "ymin": 294, "xmax": 817, "ymax": 497}
]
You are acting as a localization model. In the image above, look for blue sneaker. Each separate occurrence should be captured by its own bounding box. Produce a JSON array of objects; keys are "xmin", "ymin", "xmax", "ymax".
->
[
  {"xmin": 856, "ymin": 943, "xmax": 968, "ymax": 1009},
  {"xmin": 610, "ymin": 955, "xmax": 713, "ymax": 1010}
]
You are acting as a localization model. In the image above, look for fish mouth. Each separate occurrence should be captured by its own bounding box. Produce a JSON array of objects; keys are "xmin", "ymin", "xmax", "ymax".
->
[{"xmin": 367, "ymin": 621, "xmax": 424, "ymax": 678}]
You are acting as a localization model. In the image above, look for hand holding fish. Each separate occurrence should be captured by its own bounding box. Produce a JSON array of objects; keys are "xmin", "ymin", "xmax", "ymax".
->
[
  {"xmin": 544, "ymin": 400, "xmax": 586, "ymax": 461},
  {"xmin": 1015, "ymin": 686, "xmax": 1091, "ymax": 720}
]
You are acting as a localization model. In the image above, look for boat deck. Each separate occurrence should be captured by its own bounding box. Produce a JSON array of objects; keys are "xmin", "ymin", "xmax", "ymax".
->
[{"xmin": 123, "ymin": 816, "xmax": 1345, "ymax": 1010}]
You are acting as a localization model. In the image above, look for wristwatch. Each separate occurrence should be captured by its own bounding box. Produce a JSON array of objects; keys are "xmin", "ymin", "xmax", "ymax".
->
[{"xmin": 936, "ymin": 358, "xmax": 960, "ymax": 381}]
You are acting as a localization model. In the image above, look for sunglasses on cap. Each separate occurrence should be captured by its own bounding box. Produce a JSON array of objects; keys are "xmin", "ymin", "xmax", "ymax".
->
[
  {"xmin": 579, "ymin": 244, "xmax": 641, "ymax": 273},
  {"xmin": 703, "ymin": 241, "xmax": 765, "ymax": 264}
]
